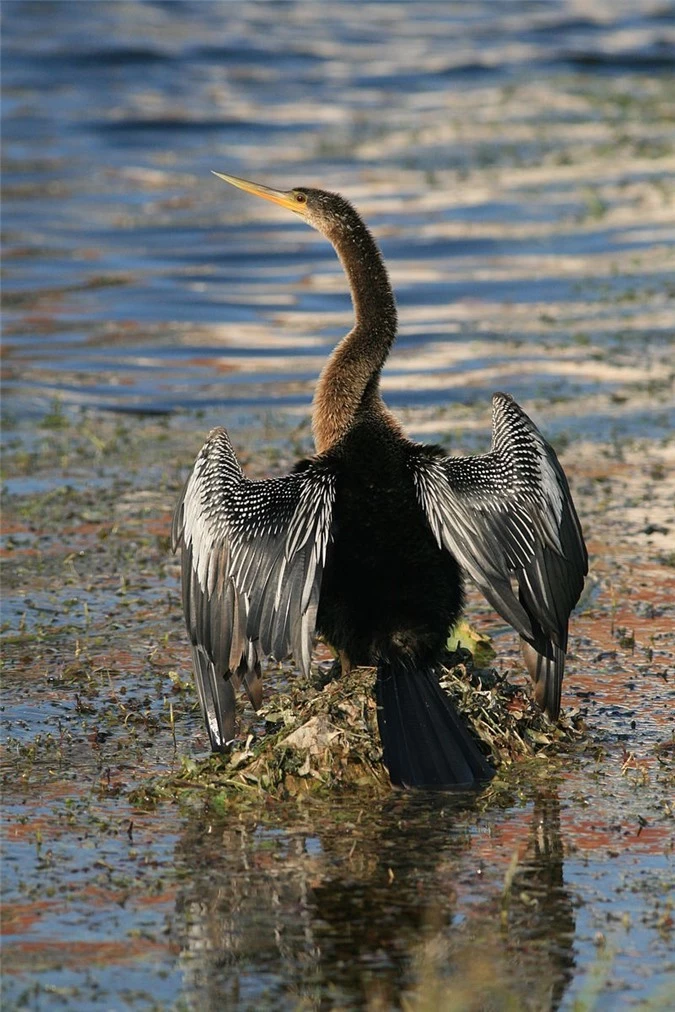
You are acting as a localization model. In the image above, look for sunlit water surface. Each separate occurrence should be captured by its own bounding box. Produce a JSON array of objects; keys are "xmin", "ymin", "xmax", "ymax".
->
[{"xmin": 3, "ymin": 0, "xmax": 674, "ymax": 436}]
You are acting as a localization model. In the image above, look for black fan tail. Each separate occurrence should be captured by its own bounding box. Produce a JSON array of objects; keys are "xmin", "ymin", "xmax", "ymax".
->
[{"xmin": 375, "ymin": 663, "xmax": 493, "ymax": 789}]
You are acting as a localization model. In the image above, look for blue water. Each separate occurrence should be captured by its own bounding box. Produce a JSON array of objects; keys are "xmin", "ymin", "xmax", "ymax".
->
[{"xmin": 3, "ymin": 0, "xmax": 674, "ymax": 428}]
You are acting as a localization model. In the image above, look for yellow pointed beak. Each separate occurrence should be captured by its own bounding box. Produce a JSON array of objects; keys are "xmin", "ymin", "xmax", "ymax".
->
[{"xmin": 212, "ymin": 171, "xmax": 307, "ymax": 215}]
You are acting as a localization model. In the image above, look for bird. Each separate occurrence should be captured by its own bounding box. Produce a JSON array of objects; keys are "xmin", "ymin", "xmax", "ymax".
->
[{"xmin": 171, "ymin": 172, "xmax": 588, "ymax": 789}]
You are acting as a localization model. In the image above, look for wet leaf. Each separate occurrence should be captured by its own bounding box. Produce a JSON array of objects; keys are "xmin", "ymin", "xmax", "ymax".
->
[{"xmin": 447, "ymin": 620, "xmax": 497, "ymax": 667}]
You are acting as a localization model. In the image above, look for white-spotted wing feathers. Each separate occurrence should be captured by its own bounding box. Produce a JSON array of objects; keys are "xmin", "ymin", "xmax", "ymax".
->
[
  {"xmin": 172, "ymin": 427, "xmax": 335, "ymax": 747},
  {"xmin": 411, "ymin": 393, "xmax": 587, "ymax": 718}
]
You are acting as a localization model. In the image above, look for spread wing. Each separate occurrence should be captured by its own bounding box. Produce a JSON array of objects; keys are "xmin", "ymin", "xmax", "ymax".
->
[
  {"xmin": 172, "ymin": 427, "xmax": 336, "ymax": 749},
  {"xmin": 411, "ymin": 392, "xmax": 588, "ymax": 719}
]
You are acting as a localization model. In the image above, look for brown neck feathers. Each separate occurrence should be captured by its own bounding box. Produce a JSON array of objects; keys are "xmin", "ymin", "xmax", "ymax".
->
[{"xmin": 312, "ymin": 211, "xmax": 398, "ymax": 453}]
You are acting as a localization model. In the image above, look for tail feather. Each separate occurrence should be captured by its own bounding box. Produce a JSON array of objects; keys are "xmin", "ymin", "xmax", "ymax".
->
[{"xmin": 375, "ymin": 663, "xmax": 493, "ymax": 789}]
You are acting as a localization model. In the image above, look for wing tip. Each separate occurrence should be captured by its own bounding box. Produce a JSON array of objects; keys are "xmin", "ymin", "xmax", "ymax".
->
[
  {"xmin": 204, "ymin": 424, "xmax": 228, "ymax": 438},
  {"xmin": 491, "ymin": 391, "xmax": 516, "ymax": 411},
  {"xmin": 521, "ymin": 639, "xmax": 564, "ymax": 721},
  {"xmin": 190, "ymin": 645, "xmax": 237, "ymax": 751}
]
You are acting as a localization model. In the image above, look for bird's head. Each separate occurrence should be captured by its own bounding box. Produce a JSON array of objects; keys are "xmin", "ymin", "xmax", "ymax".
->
[{"xmin": 212, "ymin": 171, "xmax": 357, "ymax": 238}]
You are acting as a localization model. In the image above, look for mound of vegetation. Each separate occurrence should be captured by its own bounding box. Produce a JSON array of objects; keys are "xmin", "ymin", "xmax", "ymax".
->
[{"xmin": 129, "ymin": 624, "xmax": 588, "ymax": 809}]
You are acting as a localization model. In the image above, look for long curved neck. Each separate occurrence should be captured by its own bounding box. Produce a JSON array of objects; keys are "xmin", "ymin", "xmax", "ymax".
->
[{"xmin": 313, "ymin": 211, "xmax": 398, "ymax": 453}]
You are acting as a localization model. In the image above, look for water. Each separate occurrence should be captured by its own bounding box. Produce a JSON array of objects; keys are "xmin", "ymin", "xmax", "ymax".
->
[
  {"xmin": 3, "ymin": 0, "xmax": 674, "ymax": 428},
  {"xmin": 2, "ymin": 2, "xmax": 675, "ymax": 1010}
]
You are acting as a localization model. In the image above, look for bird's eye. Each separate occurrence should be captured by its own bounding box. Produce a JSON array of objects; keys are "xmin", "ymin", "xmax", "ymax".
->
[{"xmin": 295, "ymin": 192, "xmax": 307, "ymax": 204}]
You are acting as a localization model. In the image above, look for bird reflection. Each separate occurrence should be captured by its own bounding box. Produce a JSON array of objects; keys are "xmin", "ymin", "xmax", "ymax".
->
[
  {"xmin": 500, "ymin": 792, "xmax": 576, "ymax": 1010},
  {"xmin": 172, "ymin": 789, "xmax": 575, "ymax": 1010}
]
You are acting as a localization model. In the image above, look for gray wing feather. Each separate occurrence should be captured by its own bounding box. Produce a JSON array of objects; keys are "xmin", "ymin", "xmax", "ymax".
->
[
  {"xmin": 172, "ymin": 427, "xmax": 336, "ymax": 749},
  {"xmin": 411, "ymin": 392, "xmax": 587, "ymax": 719}
]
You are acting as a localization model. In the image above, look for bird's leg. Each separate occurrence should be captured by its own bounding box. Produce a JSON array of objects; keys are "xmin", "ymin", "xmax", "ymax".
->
[
  {"xmin": 338, "ymin": 650, "xmax": 352, "ymax": 677},
  {"xmin": 313, "ymin": 649, "xmax": 352, "ymax": 689}
]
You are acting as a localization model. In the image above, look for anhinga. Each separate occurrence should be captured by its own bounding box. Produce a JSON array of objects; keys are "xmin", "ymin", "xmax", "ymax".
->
[{"xmin": 172, "ymin": 173, "xmax": 588, "ymax": 789}]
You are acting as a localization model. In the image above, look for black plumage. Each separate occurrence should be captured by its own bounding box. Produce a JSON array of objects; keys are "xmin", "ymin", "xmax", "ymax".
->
[{"xmin": 172, "ymin": 173, "xmax": 588, "ymax": 788}]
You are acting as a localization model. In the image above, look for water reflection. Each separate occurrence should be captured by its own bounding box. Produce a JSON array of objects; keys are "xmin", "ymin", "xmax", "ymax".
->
[
  {"xmin": 174, "ymin": 789, "xmax": 575, "ymax": 1009},
  {"xmin": 500, "ymin": 793, "xmax": 576, "ymax": 1011}
]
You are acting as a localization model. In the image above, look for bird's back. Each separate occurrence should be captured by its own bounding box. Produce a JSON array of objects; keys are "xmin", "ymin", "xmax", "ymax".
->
[{"xmin": 316, "ymin": 416, "xmax": 463, "ymax": 668}]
